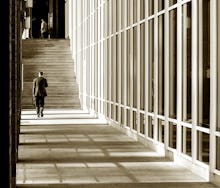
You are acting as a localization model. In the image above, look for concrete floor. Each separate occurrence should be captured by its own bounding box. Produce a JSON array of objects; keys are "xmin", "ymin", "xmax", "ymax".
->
[{"xmin": 16, "ymin": 109, "xmax": 219, "ymax": 188}]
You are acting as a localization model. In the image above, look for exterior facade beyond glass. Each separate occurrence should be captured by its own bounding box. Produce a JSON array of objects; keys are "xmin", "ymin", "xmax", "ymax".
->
[{"xmin": 66, "ymin": 0, "xmax": 220, "ymax": 184}]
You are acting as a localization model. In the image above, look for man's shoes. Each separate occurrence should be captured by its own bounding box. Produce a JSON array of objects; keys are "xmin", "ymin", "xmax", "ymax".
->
[
  {"xmin": 37, "ymin": 114, "xmax": 40, "ymax": 118},
  {"xmin": 41, "ymin": 113, "xmax": 43, "ymax": 117}
]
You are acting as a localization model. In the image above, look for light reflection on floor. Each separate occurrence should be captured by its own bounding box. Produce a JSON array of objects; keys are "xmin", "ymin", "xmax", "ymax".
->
[{"xmin": 17, "ymin": 109, "xmax": 209, "ymax": 186}]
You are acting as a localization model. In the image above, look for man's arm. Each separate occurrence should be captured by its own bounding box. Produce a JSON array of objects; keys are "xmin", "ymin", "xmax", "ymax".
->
[
  {"xmin": 32, "ymin": 79, "xmax": 36, "ymax": 96},
  {"xmin": 45, "ymin": 79, "xmax": 48, "ymax": 87}
]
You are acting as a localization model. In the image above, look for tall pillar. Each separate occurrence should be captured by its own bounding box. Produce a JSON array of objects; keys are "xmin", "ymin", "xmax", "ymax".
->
[
  {"xmin": 0, "ymin": 1, "xmax": 10, "ymax": 187},
  {"xmin": 0, "ymin": 0, "xmax": 22, "ymax": 187}
]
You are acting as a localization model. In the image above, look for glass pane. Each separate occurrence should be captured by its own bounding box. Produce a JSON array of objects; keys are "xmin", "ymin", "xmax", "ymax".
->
[
  {"xmin": 107, "ymin": 39, "xmax": 110, "ymax": 101},
  {"xmin": 182, "ymin": 3, "xmax": 192, "ymax": 123},
  {"xmin": 112, "ymin": 0, "xmax": 116, "ymax": 34},
  {"xmin": 169, "ymin": 9, "xmax": 177, "ymax": 119},
  {"xmin": 140, "ymin": 0, "xmax": 145, "ymax": 20},
  {"xmin": 95, "ymin": 12, "xmax": 98, "ymax": 41},
  {"xmin": 121, "ymin": 0, "xmax": 125, "ymax": 29},
  {"xmin": 216, "ymin": 137, "xmax": 220, "ymax": 170},
  {"xmin": 116, "ymin": 35, "xmax": 120, "ymax": 103},
  {"xmin": 158, "ymin": 14, "xmax": 164, "ymax": 115},
  {"xmin": 111, "ymin": 104, "xmax": 114, "ymax": 119},
  {"xmin": 197, "ymin": 131, "xmax": 209, "ymax": 164},
  {"xmin": 127, "ymin": 30, "xmax": 130, "ymax": 106},
  {"xmin": 116, "ymin": 106, "xmax": 118, "ymax": 122},
  {"xmin": 95, "ymin": 99, "xmax": 98, "ymax": 112},
  {"xmin": 133, "ymin": 111, "xmax": 137, "ymax": 130},
  {"xmin": 140, "ymin": 23, "xmax": 145, "ymax": 110},
  {"xmin": 169, "ymin": 0, "xmax": 177, "ymax": 6},
  {"xmin": 107, "ymin": 103, "xmax": 110, "ymax": 118},
  {"xmin": 94, "ymin": 0, "xmax": 98, "ymax": 9},
  {"xmin": 116, "ymin": 0, "xmax": 120, "ymax": 32},
  {"xmin": 107, "ymin": 0, "xmax": 110, "ymax": 35},
  {"xmin": 182, "ymin": 126, "xmax": 192, "ymax": 156},
  {"xmin": 95, "ymin": 45, "xmax": 98, "ymax": 97},
  {"xmin": 148, "ymin": 0, "xmax": 154, "ymax": 16},
  {"xmin": 140, "ymin": 113, "xmax": 145, "ymax": 134},
  {"xmin": 121, "ymin": 32, "xmax": 125, "ymax": 105},
  {"xmin": 127, "ymin": 0, "xmax": 131, "ymax": 26},
  {"xmin": 86, "ymin": 48, "xmax": 90, "ymax": 100},
  {"xmin": 148, "ymin": 19, "xmax": 154, "ymax": 112},
  {"xmin": 121, "ymin": 108, "xmax": 125, "ymax": 125},
  {"xmin": 158, "ymin": 119, "xmax": 165, "ymax": 143},
  {"xmin": 133, "ymin": 0, "xmax": 137, "ymax": 24},
  {"xmin": 148, "ymin": 116, "xmax": 154, "ymax": 138},
  {"xmin": 127, "ymin": 109, "xmax": 130, "ymax": 127},
  {"xmin": 158, "ymin": 0, "xmax": 164, "ymax": 12},
  {"xmin": 111, "ymin": 37, "xmax": 116, "ymax": 102},
  {"xmin": 133, "ymin": 27, "xmax": 137, "ymax": 108},
  {"xmin": 199, "ymin": 0, "xmax": 210, "ymax": 128},
  {"xmin": 169, "ymin": 122, "xmax": 177, "ymax": 149}
]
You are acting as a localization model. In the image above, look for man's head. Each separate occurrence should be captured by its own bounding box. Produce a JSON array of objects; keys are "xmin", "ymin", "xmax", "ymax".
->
[{"xmin": 38, "ymin": 72, "xmax": 43, "ymax": 77}]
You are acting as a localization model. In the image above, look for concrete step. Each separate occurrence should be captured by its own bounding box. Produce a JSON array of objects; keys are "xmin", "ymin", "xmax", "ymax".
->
[
  {"xmin": 22, "ymin": 41, "xmax": 71, "ymax": 46},
  {"xmin": 23, "ymin": 78, "xmax": 76, "ymax": 83},
  {"xmin": 23, "ymin": 63, "xmax": 74, "ymax": 70},
  {"xmin": 22, "ymin": 54, "xmax": 73, "ymax": 59},
  {"xmin": 23, "ymin": 72, "xmax": 76, "ymax": 77},
  {"xmin": 23, "ymin": 65, "xmax": 75, "ymax": 70},
  {"xmin": 22, "ymin": 51, "xmax": 72, "ymax": 55},
  {"xmin": 21, "ymin": 105, "xmax": 81, "ymax": 109},
  {"xmin": 22, "ymin": 60, "xmax": 75, "ymax": 64},
  {"xmin": 22, "ymin": 95, "xmax": 79, "ymax": 104}
]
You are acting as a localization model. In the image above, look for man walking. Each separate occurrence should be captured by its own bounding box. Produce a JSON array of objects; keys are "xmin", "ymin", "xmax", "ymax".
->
[
  {"xmin": 33, "ymin": 72, "xmax": 48, "ymax": 117},
  {"xmin": 40, "ymin": 18, "xmax": 48, "ymax": 38}
]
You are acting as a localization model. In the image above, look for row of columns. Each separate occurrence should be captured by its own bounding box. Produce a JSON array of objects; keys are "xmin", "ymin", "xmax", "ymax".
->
[{"xmin": 67, "ymin": 0, "xmax": 220, "ymax": 185}]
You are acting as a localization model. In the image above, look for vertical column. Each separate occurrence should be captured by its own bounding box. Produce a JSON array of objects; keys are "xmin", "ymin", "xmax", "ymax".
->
[
  {"xmin": 108, "ymin": 0, "xmax": 112, "ymax": 118},
  {"xmin": 176, "ymin": 0, "xmax": 183, "ymax": 154},
  {"xmin": 83, "ymin": 0, "xmax": 87, "ymax": 109},
  {"xmin": 164, "ymin": 0, "xmax": 170, "ymax": 155},
  {"xmin": 104, "ymin": 1, "xmax": 108, "ymax": 116},
  {"xmin": 89, "ymin": 0, "xmax": 93, "ymax": 110},
  {"xmin": 145, "ymin": 0, "xmax": 149, "ymax": 138},
  {"xmin": 69, "ymin": 0, "xmax": 73, "ymax": 44},
  {"xmin": 210, "ymin": 0, "xmax": 217, "ymax": 177},
  {"xmin": 2, "ymin": 0, "xmax": 10, "ymax": 184},
  {"xmin": 136, "ymin": 0, "xmax": 141, "ymax": 133},
  {"xmin": 100, "ymin": 1, "xmax": 104, "ymax": 116},
  {"xmin": 112, "ymin": 1, "xmax": 116, "ymax": 120},
  {"xmin": 191, "ymin": 0, "xmax": 198, "ymax": 163},
  {"xmin": 117, "ymin": 0, "xmax": 122, "ymax": 125},
  {"xmin": 198, "ymin": 0, "xmax": 203, "ymax": 139},
  {"xmin": 72, "ymin": 0, "xmax": 77, "ymax": 63},
  {"xmin": 104, "ymin": 1, "xmax": 109, "ymax": 117},
  {"xmin": 154, "ymin": 0, "xmax": 159, "ymax": 141},
  {"xmin": 123, "ymin": 0, "xmax": 127, "ymax": 127},
  {"xmin": 129, "ymin": 0, "xmax": 133, "ymax": 130},
  {"xmin": 91, "ymin": 0, "xmax": 95, "ymax": 112},
  {"xmin": 65, "ymin": 0, "xmax": 69, "ymax": 38}
]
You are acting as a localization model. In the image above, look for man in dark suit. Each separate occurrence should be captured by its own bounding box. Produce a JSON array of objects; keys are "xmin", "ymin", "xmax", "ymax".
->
[{"xmin": 32, "ymin": 72, "xmax": 48, "ymax": 117}]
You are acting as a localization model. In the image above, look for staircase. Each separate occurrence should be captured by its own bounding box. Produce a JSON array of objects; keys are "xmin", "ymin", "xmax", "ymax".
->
[{"xmin": 21, "ymin": 39, "xmax": 81, "ymax": 109}]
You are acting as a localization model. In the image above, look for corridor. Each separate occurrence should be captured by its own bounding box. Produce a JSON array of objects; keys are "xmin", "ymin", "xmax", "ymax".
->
[
  {"xmin": 16, "ymin": 109, "xmax": 218, "ymax": 188},
  {"xmin": 3, "ymin": 0, "xmax": 220, "ymax": 187}
]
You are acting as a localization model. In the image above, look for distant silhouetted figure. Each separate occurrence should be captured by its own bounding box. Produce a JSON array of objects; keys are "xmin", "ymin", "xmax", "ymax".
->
[
  {"xmin": 32, "ymin": 72, "xmax": 48, "ymax": 117},
  {"xmin": 40, "ymin": 19, "xmax": 48, "ymax": 39}
]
